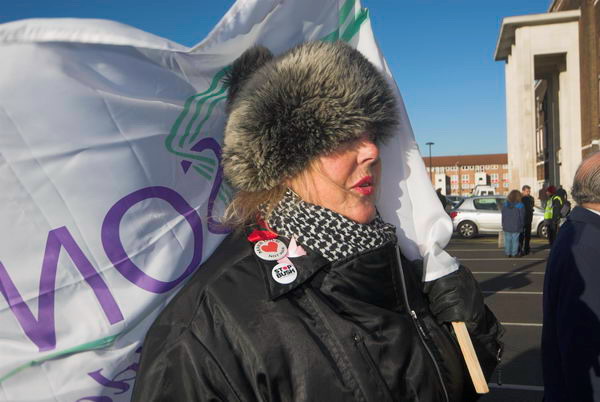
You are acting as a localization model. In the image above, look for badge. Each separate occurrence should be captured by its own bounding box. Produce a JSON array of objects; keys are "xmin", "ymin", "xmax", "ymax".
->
[
  {"xmin": 254, "ymin": 239, "xmax": 287, "ymax": 261},
  {"xmin": 271, "ymin": 262, "xmax": 298, "ymax": 284},
  {"xmin": 286, "ymin": 236, "xmax": 307, "ymax": 258}
]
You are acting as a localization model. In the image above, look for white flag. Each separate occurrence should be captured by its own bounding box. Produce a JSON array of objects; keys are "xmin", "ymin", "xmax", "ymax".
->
[{"xmin": 0, "ymin": 1, "xmax": 457, "ymax": 400}]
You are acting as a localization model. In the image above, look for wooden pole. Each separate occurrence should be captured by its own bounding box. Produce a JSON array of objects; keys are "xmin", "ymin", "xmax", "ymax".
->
[{"xmin": 451, "ymin": 321, "xmax": 489, "ymax": 394}]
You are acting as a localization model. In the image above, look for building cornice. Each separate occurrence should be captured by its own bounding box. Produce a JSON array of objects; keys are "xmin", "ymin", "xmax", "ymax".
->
[
  {"xmin": 494, "ymin": 9, "xmax": 581, "ymax": 61},
  {"xmin": 422, "ymin": 154, "xmax": 508, "ymax": 167}
]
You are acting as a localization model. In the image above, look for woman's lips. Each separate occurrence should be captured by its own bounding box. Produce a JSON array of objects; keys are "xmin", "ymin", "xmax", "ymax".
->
[{"xmin": 352, "ymin": 176, "xmax": 374, "ymax": 195}]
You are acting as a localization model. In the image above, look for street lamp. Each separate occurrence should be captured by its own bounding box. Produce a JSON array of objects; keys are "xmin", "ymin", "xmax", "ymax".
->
[{"xmin": 426, "ymin": 142, "xmax": 434, "ymax": 183}]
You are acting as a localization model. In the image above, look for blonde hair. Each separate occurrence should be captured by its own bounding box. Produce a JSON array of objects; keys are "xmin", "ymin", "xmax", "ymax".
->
[
  {"xmin": 222, "ymin": 160, "xmax": 324, "ymax": 228},
  {"xmin": 222, "ymin": 185, "xmax": 287, "ymax": 228}
]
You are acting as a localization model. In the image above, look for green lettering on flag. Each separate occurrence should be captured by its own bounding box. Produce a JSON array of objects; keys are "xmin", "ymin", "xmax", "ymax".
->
[
  {"xmin": 0, "ymin": 334, "xmax": 119, "ymax": 383},
  {"xmin": 341, "ymin": 8, "xmax": 369, "ymax": 42},
  {"xmin": 187, "ymin": 95, "xmax": 228, "ymax": 146},
  {"xmin": 178, "ymin": 88, "xmax": 228, "ymax": 148}
]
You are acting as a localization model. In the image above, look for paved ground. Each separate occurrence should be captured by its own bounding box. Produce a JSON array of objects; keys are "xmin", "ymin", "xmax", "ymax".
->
[{"xmin": 445, "ymin": 234, "xmax": 550, "ymax": 402}]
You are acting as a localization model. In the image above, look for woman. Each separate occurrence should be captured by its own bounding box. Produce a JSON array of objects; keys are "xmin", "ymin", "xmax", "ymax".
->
[
  {"xmin": 502, "ymin": 190, "xmax": 525, "ymax": 257},
  {"xmin": 132, "ymin": 41, "xmax": 502, "ymax": 402}
]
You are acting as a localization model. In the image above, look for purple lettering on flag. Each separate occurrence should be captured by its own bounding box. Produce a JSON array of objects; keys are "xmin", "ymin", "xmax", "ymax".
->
[
  {"xmin": 0, "ymin": 227, "xmax": 124, "ymax": 352},
  {"xmin": 87, "ymin": 362, "xmax": 137, "ymax": 395},
  {"xmin": 102, "ymin": 186, "xmax": 203, "ymax": 294},
  {"xmin": 190, "ymin": 137, "xmax": 229, "ymax": 234}
]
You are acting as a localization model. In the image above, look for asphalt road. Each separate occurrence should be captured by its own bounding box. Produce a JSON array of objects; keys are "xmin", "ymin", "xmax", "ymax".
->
[{"xmin": 445, "ymin": 234, "xmax": 550, "ymax": 402}]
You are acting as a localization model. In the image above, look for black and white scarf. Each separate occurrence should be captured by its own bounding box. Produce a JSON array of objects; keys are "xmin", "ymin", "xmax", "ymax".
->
[{"xmin": 267, "ymin": 190, "xmax": 397, "ymax": 262}]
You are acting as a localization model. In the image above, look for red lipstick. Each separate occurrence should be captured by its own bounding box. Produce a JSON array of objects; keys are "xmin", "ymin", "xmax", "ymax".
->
[{"xmin": 352, "ymin": 176, "xmax": 374, "ymax": 195}]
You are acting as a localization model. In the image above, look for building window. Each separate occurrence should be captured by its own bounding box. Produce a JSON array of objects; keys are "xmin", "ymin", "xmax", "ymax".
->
[
  {"xmin": 503, "ymin": 182, "xmax": 509, "ymax": 188},
  {"xmin": 503, "ymin": 173, "xmax": 509, "ymax": 181},
  {"xmin": 451, "ymin": 175, "xmax": 459, "ymax": 183},
  {"xmin": 492, "ymin": 183, "xmax": 499, "ymax": 188},
  {"xmin": 491, "ymin": 165, "xmax": 499, "ymax": 169},
  {"xmin": 490, "ymin": 173, "xmax": 499, "ymax": 183}
]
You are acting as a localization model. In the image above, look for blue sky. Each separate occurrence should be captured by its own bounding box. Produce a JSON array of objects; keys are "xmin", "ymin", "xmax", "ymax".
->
[{"xmin": 1, "ymin": 0, "xmax": 550, "ymax": 156}]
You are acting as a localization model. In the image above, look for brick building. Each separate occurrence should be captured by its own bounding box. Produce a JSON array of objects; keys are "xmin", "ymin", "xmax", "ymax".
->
[{"xmin": 423, "ymin": 154, "xmax": 511, "ymax": 196}]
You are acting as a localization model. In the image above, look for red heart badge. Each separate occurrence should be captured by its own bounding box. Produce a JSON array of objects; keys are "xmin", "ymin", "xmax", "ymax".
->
[
  {"xmin": 261, "ymin": 241, "xmax": 278, "ymax": 253},
  {"xmin": 254, "ymin": 239, "xmax": 287, "ymax": 261}
]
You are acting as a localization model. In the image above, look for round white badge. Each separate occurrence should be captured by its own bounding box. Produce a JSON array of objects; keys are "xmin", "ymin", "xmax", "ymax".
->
[
  {"xmin": 254, "ymin": 239, "xmax": 288, "ymax": 261},
  {"xmin": 271, "ymin": 262, "xmax": 298, "ymax": 285}
]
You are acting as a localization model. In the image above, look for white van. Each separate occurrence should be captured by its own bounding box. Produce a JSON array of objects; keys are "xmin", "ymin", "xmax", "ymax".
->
[{"xmin": 472, "ymin": 185, "xmax": 496, "ymax": 196}]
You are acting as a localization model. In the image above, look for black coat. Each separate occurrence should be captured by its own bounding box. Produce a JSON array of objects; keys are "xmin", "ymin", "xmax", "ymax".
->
[
  {"xmin": 132, "ymin": 229, "xmax": 498, "ymax": 401},
  {"xmin": 521, "ymin": 195, "xmax": 534, "ymax": 225},
  {"xmin": 542, "ymin": 206, "xmax": 600, "ymax": 401}
]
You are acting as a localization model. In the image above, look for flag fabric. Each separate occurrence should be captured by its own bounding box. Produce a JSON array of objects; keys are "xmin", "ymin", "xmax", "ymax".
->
[{"xmin": 0, "ymin": 1, "xmax": 457, "ymax": 400}]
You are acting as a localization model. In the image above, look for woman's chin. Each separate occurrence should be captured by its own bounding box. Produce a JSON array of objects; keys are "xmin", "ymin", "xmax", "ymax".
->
[{"xmin": 345, "ymin": 204, "xmax": 377, "ymax": 224}]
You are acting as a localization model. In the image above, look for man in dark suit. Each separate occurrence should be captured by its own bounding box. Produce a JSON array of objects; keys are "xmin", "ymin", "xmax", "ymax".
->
[
  {"xmin": 542, "ymin": 152, "xmax": 600, "ymax": 401},
  {"xmin": 519, "ymin": 185, "xmax": 534, "ymax": 255}
]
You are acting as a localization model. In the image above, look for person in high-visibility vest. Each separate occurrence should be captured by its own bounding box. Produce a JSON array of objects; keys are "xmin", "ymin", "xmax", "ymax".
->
[{"xmin": 544, "ymin": 185, "xmax": 563, "ymax": 245}]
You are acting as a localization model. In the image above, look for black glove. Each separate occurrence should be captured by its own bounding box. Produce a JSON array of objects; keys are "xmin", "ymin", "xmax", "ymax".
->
[{"xmin": 423, "ymin": 265, "xmax": 504, "ymax": 379}]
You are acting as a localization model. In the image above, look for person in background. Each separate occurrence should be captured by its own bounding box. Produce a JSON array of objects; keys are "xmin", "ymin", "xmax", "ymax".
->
[
  {"xmin": 436, "ymin": 187, "xmax": 448, "ymax": 211},
  {"xmin": 542, "ymin": 152, "xmax": 600, "ymax": 402},
  {"xmin": 555, "ymin": 187, "xmax": 571, "ymax": 226},
  {"xmin": 544, "ymin": 185, "xmax": 563, "ymax": 245},
  {"xmin": 519, "ymin": 185, "xmax": 535, "ymax": 256},
  {"xmin": 539, "ymin": 184, "xmax": 549, "ymax": 209},
  {"xmin": 501, "ymin": 189, "xmax": 524, "ymax": 257}
]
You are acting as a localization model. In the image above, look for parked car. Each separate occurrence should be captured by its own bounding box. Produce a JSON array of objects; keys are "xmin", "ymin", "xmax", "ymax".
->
[
  {"xmin": 449, "ymin": 195, "xmax": 548, "ymax": 239},
  {"xmin": 446, "ymin": 195, "xmax": 465, "ymax": 209}
]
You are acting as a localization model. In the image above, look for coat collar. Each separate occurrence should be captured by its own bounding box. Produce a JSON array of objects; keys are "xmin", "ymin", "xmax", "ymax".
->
[
  {"xmin": 568, "ymin": 205, "xmax": 600, "ymax": 228},
  {"xmin": 246, "ymin": 229, "xmax": 330, "ymax": 300}
]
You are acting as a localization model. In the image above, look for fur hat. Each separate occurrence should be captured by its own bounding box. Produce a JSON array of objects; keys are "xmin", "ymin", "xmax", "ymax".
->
[{"xmin": 222, "ymin": 41, "xmax": 398, "ymax": 192}]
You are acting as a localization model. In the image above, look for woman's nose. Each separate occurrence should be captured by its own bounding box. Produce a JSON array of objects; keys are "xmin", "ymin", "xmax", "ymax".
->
[{"xmin": 357, "ymin": 138, "xmax": 379, "ymax": 164}]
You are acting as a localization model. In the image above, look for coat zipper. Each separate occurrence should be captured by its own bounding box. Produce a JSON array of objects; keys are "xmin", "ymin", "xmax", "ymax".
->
[
  {"xmin": 394, "ymin": 246, "xmax": 450, "ymax": 402},
  {"xmin": 300, "ymin": 288, "xmax": 368, "ymax": 402},
  {"xmin": 353, "ymin": 333, "xmax": 394, "ymax": 401}
]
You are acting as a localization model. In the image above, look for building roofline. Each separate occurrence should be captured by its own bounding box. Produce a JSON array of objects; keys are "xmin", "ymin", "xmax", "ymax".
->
[
  {"xmin": 422, "ymin": 153, "xmax": 508, "ymax": 167},
  {"xmin": 494, "ymin": 9, "xmax": 580, "ymax": 61}
]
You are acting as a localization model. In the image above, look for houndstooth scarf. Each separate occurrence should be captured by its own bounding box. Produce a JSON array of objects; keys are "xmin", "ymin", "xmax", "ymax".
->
[{"xmin": 267, "ymin": 190, "xmax": 397, "ymax": 262}]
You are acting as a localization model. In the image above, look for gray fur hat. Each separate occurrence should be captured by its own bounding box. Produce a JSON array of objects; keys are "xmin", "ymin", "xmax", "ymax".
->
[{"xmin": 222, "ymin": 41, "xmax": 398, "ymax": 192}]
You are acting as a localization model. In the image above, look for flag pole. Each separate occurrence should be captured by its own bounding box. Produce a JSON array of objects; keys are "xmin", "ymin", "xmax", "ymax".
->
[{"xmin": 451, "ymin": 321, "xmax": 489, "ymax": 394}]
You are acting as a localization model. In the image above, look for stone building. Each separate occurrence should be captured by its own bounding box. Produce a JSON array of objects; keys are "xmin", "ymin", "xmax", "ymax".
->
[
  {"xmin": 423, "ymin": 154, "xmax": 511, "ymax": 196},
  {"xmin": 495, "ymin": 0, "xmax": 599, "ymax": 196}
]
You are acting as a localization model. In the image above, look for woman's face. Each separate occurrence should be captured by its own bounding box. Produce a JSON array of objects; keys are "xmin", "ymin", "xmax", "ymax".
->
[{"xmin": 289, "ymin": 133, "xmax": 381, "ymax": 224}]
